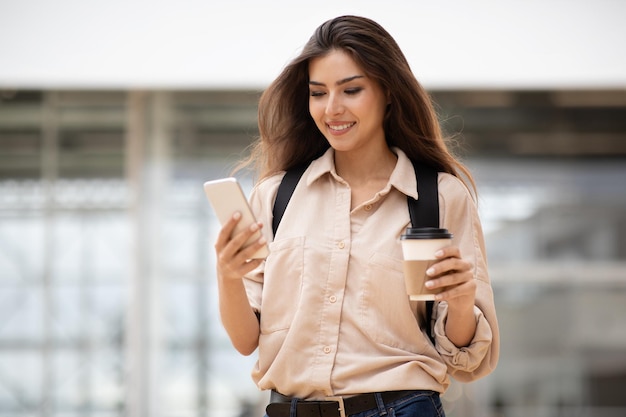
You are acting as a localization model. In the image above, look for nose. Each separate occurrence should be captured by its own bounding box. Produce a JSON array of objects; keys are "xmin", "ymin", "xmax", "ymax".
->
[{"xmin": 325, "ymin": 93, "xmax": 344, "ymax": 116}]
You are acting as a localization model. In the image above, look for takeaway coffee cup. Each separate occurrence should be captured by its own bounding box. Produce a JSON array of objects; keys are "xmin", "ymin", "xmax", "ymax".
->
[{"xmin": 400, "ymin": 227, "xmax": 454, "ymax": 301}]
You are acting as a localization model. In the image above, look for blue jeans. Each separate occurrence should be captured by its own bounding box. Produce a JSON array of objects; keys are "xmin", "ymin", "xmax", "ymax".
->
[
  {"xmin": 350, "ymin": 391, "xmax": 445, "ymax": 417},
  {"xmin": 264, "ymin": 390, "xmax": 446, "ymax": 417}
]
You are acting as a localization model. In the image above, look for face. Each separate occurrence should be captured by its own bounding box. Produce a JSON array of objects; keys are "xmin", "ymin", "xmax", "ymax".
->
[{"xmin": 308, "ymin": 49, "xmax": 388, "ymax": 155}]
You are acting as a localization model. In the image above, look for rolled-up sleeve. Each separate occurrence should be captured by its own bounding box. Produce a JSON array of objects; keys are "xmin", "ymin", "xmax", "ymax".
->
[
  {"xmin": 436, "ymin": 174, "xmax": 500, "ymax": 382},
  {"xmin": 434, "ymin": 303, "xmax": 492, "ymax": 373}
]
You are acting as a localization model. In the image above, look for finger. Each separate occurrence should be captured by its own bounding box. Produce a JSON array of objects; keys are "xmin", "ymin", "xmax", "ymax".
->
[
  {"xmin": 426, "ymin": 269, "xmax": 472, "ymax": 290},
  {"xmin": 219, "ymin": 217, "xmax": 263, "ymax": 259},
  {"xmin": 434, "ymin": 245, "xmax": 461, "ymax": 260},
  {"xmin": 218, "ymin": 256, "xmax": 263, "ymax": 281},
  {"xmin": 228, "ymin": 221, "xmax": 264, "ymax": 254},
  {"xmin": 233, "ymin": 231, "xmax": 267, "ymax": 263},
  {"xmin": 426, "ymin": 257, "xmax": 470, "ymax": 278},
  {"xmin": 230, "ymin": 258, "xmax": 264, "ymax": 279},
  {"xmin": 215, "ymin": 212, "xmax": 243, "ymax": 250},
  {"xmin": 433, "ymin": 278, "xmax": 476, "ymax": 302},
  {"xmin": 217, "ymin": 234, "xmax": 265, "ymax": 279},
  {"xmin": 215, "ymin": 214, "xmax": 263, "ymax": 278},
  {"xmin": 220, "ymin": 221, "xmax": 267, "ymax": 273}
]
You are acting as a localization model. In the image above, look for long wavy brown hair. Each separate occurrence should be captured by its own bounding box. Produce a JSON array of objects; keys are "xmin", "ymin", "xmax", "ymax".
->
[{"xmin": 240, "ymin": 15, "xmax": 476, "ymax": 194}]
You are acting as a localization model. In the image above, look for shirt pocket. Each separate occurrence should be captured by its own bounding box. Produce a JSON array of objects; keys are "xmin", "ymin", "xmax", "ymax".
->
[
  {"xmin": 359, "ymin": 252, "xmax": 430, "ymax": 354},
  {"xmin": 260, "ymin": 236, "xmax": 305, "ymax": 333}
]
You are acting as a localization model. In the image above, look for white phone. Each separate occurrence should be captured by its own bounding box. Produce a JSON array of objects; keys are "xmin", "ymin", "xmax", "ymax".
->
[{"xmin": 203, "ymin": 177, "xmax": 269, "ymax": 259}]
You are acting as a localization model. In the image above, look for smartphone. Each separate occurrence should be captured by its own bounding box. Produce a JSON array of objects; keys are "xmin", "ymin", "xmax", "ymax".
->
[{"xmin": 203, "ymin": 177, "xmax": 269, "ymax": 259}]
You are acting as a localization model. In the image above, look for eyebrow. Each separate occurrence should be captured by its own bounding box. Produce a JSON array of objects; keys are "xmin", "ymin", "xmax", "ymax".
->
[{"xmin": 309, "ymin": 75, "xmax": 364, "ymax": 87}]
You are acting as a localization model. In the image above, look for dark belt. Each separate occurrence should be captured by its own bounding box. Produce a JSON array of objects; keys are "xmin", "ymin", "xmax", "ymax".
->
[{"xmin": 266, "ymin": 390, "xmax": 417, "ymax": 417}]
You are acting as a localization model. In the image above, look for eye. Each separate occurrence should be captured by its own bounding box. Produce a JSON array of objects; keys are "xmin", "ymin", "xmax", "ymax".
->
[
  {"xmin": 345, "ymin": 87, "xmax": 363, "ymax": 95},
  {"xmin": 309, "ymin": 90, "xmax": 326, "ymax": 97}
]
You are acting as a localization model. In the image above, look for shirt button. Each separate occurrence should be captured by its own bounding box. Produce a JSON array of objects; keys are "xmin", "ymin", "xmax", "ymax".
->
[
  {"xmin": 364, "ymin": 204, "xmax": 373, "ymax": 211},
  {"xmin": 337, "ymin": 241, "xmax": 345, "ymax": 249},
  {"xmin": 329, "ymin": 295, "xmax": 337, "ymax": 303},
  {"xmin": 323, "ymin": 346, "xmax": 332, "ymax": 354}
]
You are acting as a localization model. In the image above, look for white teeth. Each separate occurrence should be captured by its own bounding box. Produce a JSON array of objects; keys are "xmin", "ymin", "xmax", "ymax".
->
[{"xmin": 328, "ymin": 123, "xmax": 354, "ymax": 131}]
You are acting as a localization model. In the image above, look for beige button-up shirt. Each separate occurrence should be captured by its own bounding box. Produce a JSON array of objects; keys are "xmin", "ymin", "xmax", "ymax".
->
[{"xmin": 245, "ymin": 147, "xmax": 499, "ymax": 399}]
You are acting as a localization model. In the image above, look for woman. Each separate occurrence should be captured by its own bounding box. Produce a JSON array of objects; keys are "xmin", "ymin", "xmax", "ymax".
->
[{"xmin": 215, "ymin": 15, "xmax": 499, "ymax": 417}]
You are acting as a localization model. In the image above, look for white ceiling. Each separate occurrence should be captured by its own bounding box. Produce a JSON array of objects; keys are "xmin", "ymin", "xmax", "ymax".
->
[{"xmin": 1, "ymin": 0, "xmax": 625, "ymax": 90}]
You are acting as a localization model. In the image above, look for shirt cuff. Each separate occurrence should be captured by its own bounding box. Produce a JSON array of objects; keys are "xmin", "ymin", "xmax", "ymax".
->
[{"xmin": 434, "ymin": 303, "xmax": 493, "ymax": 372}]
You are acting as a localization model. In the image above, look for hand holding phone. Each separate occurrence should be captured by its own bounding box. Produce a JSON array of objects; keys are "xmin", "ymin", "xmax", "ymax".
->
[{"xmin": 203, "ymin": 177, "xmax": 269, "ymax": 259}]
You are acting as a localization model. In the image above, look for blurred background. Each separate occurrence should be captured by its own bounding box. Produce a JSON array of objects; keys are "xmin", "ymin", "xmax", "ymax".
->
[{"xmin": 0, "ymin": 1, "xmax": 625, "ymax": 416}]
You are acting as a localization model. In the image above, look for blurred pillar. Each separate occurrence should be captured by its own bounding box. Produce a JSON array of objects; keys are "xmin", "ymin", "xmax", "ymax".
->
[
  {"xmin": 125, "ymin": 91, "xmax": 171, "ymax": 417},
  {"xmin": 40, "ymin": 91, "xmax": 59, "ymax": 417}
]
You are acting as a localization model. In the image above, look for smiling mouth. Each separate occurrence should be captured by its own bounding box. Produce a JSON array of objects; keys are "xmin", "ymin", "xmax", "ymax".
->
[{"xmin": 327, "ymin": 122, "xmax": 355, "ymax": 131}]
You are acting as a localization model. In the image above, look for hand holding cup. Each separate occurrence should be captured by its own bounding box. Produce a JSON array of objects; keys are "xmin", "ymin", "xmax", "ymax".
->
[{"xmin": 400, "ymin": 227, "xmax": 453, "ymax": 301}]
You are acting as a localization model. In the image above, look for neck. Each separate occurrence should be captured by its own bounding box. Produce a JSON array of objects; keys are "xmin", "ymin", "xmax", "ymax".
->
[{"xmin": 334, "ymin": 146, "xmax": 397, "ymax": 186}]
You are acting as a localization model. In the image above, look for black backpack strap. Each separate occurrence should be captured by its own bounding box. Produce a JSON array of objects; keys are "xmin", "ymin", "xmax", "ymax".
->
[
  {"xmin": 408, "ymin": 161, "xmax": 440, "ymax": 345},
  {"xmin": 272, "ymin": 165, "xmax": 308, "ymax": 237},
  {"xmin": 408, "ymin": 162, "xmax": 439, "ymax": 229}
]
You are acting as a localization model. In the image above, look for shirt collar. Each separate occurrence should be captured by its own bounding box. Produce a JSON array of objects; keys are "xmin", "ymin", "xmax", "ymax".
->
[
  {"xmin": 389, "ymin": 148, "xmax": 418, "ymax": 199},
  {"xmin": 306, "ymin": 147, "xmax": 335, "ymax": 185},
  {"xmin": 305, "ymin": 147, "xmax": 418, "ymax": 199}
]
